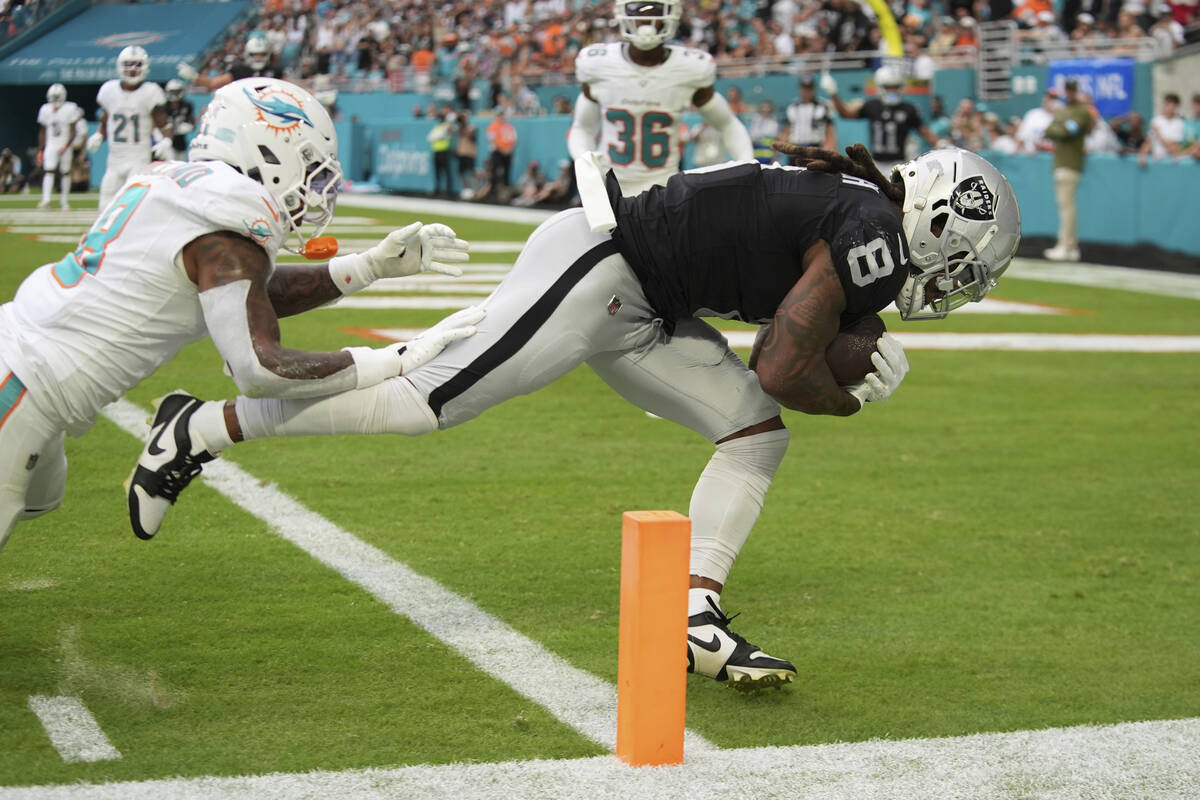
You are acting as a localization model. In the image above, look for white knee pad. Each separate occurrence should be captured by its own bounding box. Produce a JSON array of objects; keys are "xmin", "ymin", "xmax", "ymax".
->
[{"xmin": 688, "ymin": 427, "xmax": 790, "ymax": 585}]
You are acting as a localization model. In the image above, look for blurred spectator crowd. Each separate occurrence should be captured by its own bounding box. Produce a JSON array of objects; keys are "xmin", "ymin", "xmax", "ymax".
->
[
  {"xmin": 930, "ymin": 87, "xmax": 1200, "ymax": 163},
  {"xmin": 194, "ymin": 0, "xmax": 1199, "ymax": 105}
]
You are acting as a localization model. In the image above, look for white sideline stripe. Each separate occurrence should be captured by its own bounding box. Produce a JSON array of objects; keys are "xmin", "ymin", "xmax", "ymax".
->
[
  {"xmin": 99, "ymin": 400, "xmax": 716, "ymax": 757},
  {"xmin": 26, "ymin": 696, "xmax": 121, "ymax": 763},
  {"xmin": 1008, "ymin": 259, "xmax": 1200, "ymax": 299},
  {"xmin": 365, "ymin": 328, "xmax": 1200, "ymax": 353},
  {"xmin": 340, "ymin": 194, "xmax": 557, "ymax": 224},
  {"xmin": 6, "ymin": 717, "xmax": 1197, "ymax": 799}
]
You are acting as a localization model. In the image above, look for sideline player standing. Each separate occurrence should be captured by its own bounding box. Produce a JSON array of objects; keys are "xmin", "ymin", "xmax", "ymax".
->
[
  {"xmin": 567, "ymin": 0, "xmax": 753, "ymax": 196},
  {"xmin": 177, "ymin": 36, "xmax": 281, "ymax": 92},
  {"xmin": 130, "ymin": 145, "xmax": 1022, "ymax": 692},
  {"xmin": 86, "ymin": 46, "xmax": 171, "ymax": 209},
  {"xmin": 36, "ymin": 84, "xmax": 82, "ymax": 210},
  {"xmin": 822, "ymin": 66, "xmax": 938, "ymax": 174},
  {"xmin": 0, "ymin": 79, "xmax": 479, "ymax": 555},
  {"xmin": 162, "ymin": 79, "xmax": 196, "ymax": 162}
]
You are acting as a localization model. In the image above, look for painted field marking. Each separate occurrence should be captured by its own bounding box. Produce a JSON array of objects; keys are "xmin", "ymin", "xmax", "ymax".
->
[
  {"xmin": 97, "ymin": 400, "xmax": 717, "ymax": 758},
  {"xmin": 362, "ymin": 328, "xmax": 1200, "ymax": 353},
  {"xmin": 4, "ymin": 717, "xmax": 1197, "ymax": 799},
  {"xmin": 26, "ymin": 696, "xmax": 121, "ymax": 763}
]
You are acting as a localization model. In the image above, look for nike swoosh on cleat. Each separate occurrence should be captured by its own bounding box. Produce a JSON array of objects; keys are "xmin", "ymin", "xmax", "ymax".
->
[
  {"xmin": 145, "ymin": 422, "xmax": 169, "ymax": 457},
  {"xmin": 687, "ymin": 632, "xmax": 724, "ymax": 653},
  {"xmin": 897, "ymin": 233, "xmax": 909, "ymax": 266}
]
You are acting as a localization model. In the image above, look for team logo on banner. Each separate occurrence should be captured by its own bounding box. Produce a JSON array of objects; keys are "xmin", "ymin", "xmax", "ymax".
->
[
  {"xmin": 950, "ymin": 176, "xmax": 995, "ymax": 221},
  {"xmin": 94, "ymin": 31, "xmax": 167, "ymax": 48}
]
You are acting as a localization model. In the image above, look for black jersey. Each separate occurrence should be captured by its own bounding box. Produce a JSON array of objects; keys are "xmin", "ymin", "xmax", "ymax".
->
[
  {"xmin": 606, "ymin": 162, "xmax": 908, "ymax": 330},
  {"xmin": 230, "ymin": 63, "xmax": 282, "ymax": 81},
  {"xmin": 859, "ymin": 99, "xmax": 925, "ymax": 162},
  {"xmin": 163, "ymin": 99, "xmax": 194, "ymax": 151}
]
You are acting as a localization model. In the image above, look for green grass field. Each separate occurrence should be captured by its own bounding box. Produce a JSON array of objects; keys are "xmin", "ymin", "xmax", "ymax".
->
[{"xmin": 1, "ymin": 194, "xmax": 1198, "ymax": 795}]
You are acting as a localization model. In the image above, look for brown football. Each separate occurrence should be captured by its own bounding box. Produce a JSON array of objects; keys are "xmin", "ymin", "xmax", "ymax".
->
[{"xmin": 826, "ymin": 313, "xmax": 886, "ymax": 385}]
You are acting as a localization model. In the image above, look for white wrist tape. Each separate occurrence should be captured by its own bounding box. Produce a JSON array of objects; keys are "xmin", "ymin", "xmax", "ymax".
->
[
  {"xmin": 328, "ymin": 253, "xmax": 375, "ymax": 295},
  {"xmin": 344, "ymin": 345, "xmax": 404, "ymax": 389}
]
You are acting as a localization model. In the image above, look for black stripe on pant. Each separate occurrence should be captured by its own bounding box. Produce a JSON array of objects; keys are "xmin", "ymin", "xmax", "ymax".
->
[{"xmin": 427, "ymin": 239, "xmax": 620, "ymax": 418}]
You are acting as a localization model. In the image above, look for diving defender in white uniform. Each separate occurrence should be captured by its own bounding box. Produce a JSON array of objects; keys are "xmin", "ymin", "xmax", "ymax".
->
[{"xmin": 0, "ymin": 78, "xmax": 478, "ymax": 555}]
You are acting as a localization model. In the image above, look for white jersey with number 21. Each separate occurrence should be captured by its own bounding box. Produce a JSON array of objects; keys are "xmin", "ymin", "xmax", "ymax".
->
[
  {"xmin": 96, "ymin": 80, "xmax": 166, "ymax": 165},
  {"xmin": 575, "ymin": 42, "xmax": 715, "ymax": 196}
]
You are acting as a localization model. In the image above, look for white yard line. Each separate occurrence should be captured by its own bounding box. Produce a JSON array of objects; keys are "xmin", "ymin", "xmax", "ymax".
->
[
  {"xmin": 97, "ymin": 400, "xmax": 716, "ymax": 758},
  {"xmin": 5, "ymin": 717, "xmax": 1197, "ymax": 800},
  {"xmin": 26, "ymin": 696, "xmax": 121, "ymax": 764},
  {"xmin": 365, "ymin": 328, "xmax": 1200, "ymax": 353}
]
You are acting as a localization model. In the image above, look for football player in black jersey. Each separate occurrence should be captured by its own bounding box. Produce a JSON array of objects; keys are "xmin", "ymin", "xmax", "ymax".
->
[
  {"xmin": 129, "ymin": 145, "xmax": 1021, "ymax": 693},
  {"xmin": 177, "ymin": 36, "xmax": 281, "ymax": 92},
  {"xmin": 161, "ymin": 80, "xmax": 195, "ymax": 161},
  {"xmin": 822, "ymin": 67, "xmax": 940, "ymax": 173}
]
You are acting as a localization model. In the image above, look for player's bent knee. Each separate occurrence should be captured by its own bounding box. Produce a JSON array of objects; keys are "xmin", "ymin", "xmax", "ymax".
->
[{"xmin": 377, "ymin": 378, "xmax": 438, "ymax": 436}]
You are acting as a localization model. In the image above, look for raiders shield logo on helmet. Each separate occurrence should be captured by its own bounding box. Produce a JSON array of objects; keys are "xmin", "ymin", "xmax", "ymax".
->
[{"xmin": 950, "ymin": 176, "xmax": 996, "ymax": 222}]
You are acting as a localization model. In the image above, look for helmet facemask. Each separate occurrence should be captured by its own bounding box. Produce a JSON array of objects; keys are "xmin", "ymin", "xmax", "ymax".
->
[
  {"xmin": 47, "ymin": 83, "xmax": 67, "ymax": 108},
  {"xmin": 616, "ymin": 1, "xmax": 681, "ymax": 50},
  {"xmin": 118, "ymin": 46, "xmax": 149, "ymax": 86},
  {"xmin": 245, "ymin": 39, "xmax": 271, "ymax": 71}
]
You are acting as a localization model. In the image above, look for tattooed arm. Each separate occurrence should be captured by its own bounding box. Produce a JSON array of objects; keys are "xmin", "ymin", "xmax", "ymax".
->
[
  {"xmin": 183, "ymin": 231, "xmax": 360, "ymax": 396},
  {"xmin": 266, "ymin": 264, "xmax": 344, "ymax": 318},
  {"xmin": 752, "ymin": 240, "xmax": 861, "ymax": 416}
]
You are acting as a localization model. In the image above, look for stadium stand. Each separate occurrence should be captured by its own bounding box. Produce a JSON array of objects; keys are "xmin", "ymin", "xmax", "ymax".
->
[{"xmin": 1, "ymin": 0, "xmax": 1197, "ymax": 260}]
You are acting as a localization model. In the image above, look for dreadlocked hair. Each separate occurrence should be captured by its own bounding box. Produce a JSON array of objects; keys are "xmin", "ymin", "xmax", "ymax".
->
[{"xmin": 770, "ymin": 142, "xmax": 906, "ymax": 204}]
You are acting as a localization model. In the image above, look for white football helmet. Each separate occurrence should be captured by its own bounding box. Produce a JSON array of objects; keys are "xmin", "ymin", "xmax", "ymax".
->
[
  {"xmin": 874, "ymin": 64, "xmax": 904, "ymax": 105},
  {"xmin": 165, "ymin": 78, "xmax": 185, "ymax": 101},
  {"xmin": 894, "ymin": 148, "xmax": 1021, "ymax": 321},
  {"xmin": 188, "ymin": 78, "xmax": 343, "ymax": 254},
  {"xmin": 46, "ymin": 83, "xmax": 67, "ymax": 108},
  {"xmin": 245, "ymin": 36, "xmax": 271, "ymax": 71},
  {"xmin": 616, "ymin": 0, "xmax": 682, "ymax": 50},
  {"xmin": 117, "ymin": 45, "xmax": 149, "ymax": 86}
]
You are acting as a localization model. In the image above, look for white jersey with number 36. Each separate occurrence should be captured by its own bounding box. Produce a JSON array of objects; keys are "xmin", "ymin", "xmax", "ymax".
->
[
  {"xmin": 576, "ymin": 43, "xmax": 715, "ymax": 196},
  {"xmin": 96, "ymin": 80, "xmax": 166, "ymax": 165},
  {"xmin": 0, "ymin": 161, "xmax": 287, "ymax": 434}
]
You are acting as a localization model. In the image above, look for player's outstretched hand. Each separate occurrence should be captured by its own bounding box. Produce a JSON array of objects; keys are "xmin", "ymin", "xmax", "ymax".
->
[
  {"xmin": 397, "ymin": 305, "xmax": 486, "ymax": 375},
  {"xmin": 846, "ymin": 333, "xmax": 908, "ymax": 407},
  {"xmin": 86, "ymin": 131, "xmax": 104, "ymax": 153},
  {"xmin": 364, "ymin": 222, "xmax": 471, "ymax": 279},
  {"xmin": 152, "ymin": 137, "xmax": 173, "ymax": 161},
  {"xmin": 820, "ymin": 72, "xmax": 838, "ymax": 96},
  {"xmin": 177, "ymin": 62, "xmax": 199, "ymax": 82}
]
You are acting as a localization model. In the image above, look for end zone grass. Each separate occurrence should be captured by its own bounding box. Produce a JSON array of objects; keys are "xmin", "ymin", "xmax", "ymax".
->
[{"xmin": 1, "ymin": 196, "xmax": 1197, "ymax": 791}]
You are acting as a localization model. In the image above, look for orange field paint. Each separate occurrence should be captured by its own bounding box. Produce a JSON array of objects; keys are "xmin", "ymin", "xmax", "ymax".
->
[{"xmin": 616, "ymin": 510, "xmax": 691, "ymax": 767}]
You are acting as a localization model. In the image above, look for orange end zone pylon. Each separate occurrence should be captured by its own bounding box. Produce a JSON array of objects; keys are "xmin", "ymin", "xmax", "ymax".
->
[{"xmin": 616, "ymin": 510, "xmax": 691, "ymax": 767}]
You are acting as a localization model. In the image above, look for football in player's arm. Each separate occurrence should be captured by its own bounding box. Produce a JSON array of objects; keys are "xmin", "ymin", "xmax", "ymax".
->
[{"xmin": 123, "ymin": 142, "xmax": 1021, "ymax": 693}]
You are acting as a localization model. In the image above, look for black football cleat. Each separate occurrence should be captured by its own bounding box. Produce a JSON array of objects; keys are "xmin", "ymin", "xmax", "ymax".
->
[
  {"xmin": 125, "ymin": 391, "xmax": 215, "ymax": 540},
  {"xmin": 687, "ymin": 596, "xmax": 797, "ymax": 693}
]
